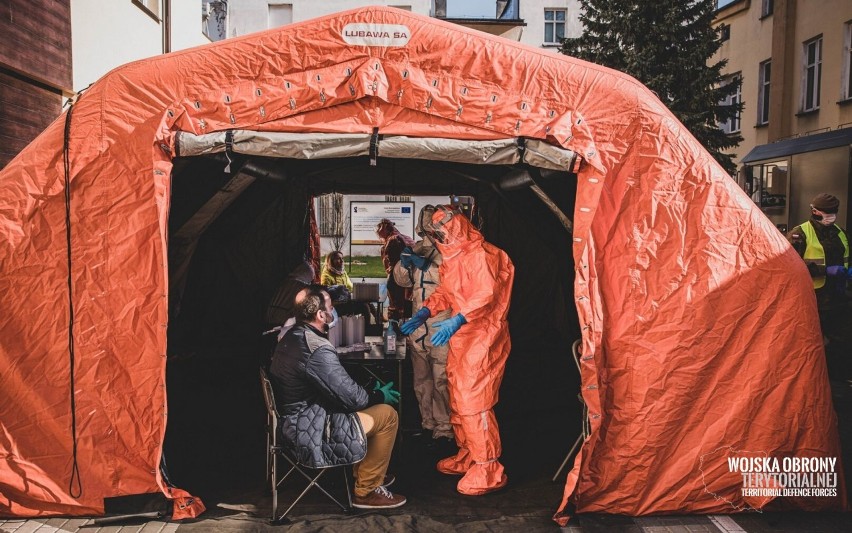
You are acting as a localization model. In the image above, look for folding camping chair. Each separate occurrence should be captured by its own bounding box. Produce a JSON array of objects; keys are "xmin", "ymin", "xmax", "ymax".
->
[
  {"xmin": 552, "ymin": 339, "xmax": 591, "ymax": 482},
  {"xmin": 259, "ymin": 368, "xmax": 354, "ymax": 523}
]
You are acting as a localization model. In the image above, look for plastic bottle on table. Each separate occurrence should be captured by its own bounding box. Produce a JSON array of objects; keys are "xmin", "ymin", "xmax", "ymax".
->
[{"xmin": 384, "ymin": 319, "xmax": 397, "ymax": 356}]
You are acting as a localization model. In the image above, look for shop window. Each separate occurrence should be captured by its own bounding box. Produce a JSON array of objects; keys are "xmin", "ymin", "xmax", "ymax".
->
[{"xmin": 746, "ymin": 160, "xmax": 789, "ymax": 231}]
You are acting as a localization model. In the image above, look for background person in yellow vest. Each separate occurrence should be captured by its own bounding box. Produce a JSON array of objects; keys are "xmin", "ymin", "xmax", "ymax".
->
[{"xmin": 788, "ymin": 193, "xmax": 850, "ymax": 356}]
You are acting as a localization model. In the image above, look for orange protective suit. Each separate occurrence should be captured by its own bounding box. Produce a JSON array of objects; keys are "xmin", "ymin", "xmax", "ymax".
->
[{"xmin": 421, "ymin": 208, "xmax": 514, "ymax": 495}]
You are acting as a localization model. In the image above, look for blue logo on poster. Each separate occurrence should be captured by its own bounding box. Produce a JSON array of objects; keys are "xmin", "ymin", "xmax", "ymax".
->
[{"xmin": 402, "ymin": 207, "xmax": 411, "ymax": 213}]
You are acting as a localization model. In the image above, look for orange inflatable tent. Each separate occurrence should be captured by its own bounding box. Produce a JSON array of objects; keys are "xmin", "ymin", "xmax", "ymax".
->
[{"xmin": 0, "ymin": 5, "xmax": 845, "ymax": 521}]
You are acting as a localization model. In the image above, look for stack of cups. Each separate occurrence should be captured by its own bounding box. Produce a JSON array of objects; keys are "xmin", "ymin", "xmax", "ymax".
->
[
  {"xmin": 353, "ymin": 315, "xmax": 365, "ymax": 344},
  {"xmin": 342, "ymin": 316, "xmax": 353, "ymax": 346},
  {"xmin": 328, "ymin": 314, "xmax": 367, "ymax": 348},
  {"xmin": 340, "ymin": 315, "xmax": 366, "ymax": 346}
]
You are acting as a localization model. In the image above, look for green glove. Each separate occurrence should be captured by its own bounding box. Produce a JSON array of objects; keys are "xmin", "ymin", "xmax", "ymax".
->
[{"xmin": 373, "ymin": 381, "xmax": 400, "ymax": 405}]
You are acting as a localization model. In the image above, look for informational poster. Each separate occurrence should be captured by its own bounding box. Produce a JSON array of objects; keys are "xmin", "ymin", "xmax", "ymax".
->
[{"xmin": 350, "ymin": 201, "xmax": 415, "ymax": 245}]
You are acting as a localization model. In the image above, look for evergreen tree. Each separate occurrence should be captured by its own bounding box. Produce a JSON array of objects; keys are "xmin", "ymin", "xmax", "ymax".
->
[{"xmin": 562, "ymin": 0, "xmax": 742, "ymax": 175}]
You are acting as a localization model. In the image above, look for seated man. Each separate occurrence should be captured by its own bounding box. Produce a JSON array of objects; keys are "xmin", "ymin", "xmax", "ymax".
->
[{"xmin": 269, "ymin": 286, "xmax": 406, "ymax": 509}]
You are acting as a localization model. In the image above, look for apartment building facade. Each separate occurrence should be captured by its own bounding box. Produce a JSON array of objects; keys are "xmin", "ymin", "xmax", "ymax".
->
[
  {"xmin": 713, "ymin": 0, "xmax": 852, "ymax": 231},
  {"xmin": 1, "ymin": 1, "xmax": 211, "ymax": 168},
  {"xmin": 71, "ymin": 0, "xmax": 212, "ymax": 92},
  {"xmin": 0, "ymin": 0, "xmax": 73, "ymax": 168}
]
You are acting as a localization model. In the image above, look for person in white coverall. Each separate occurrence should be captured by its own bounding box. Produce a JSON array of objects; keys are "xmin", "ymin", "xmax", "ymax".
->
[{"xmin": 393, "ymin": 206, "xmax": 454, "ymax": 442}]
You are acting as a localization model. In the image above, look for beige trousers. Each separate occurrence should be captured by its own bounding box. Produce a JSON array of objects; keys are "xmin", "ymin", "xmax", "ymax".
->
[
  {"xmin": 409, "ymin": 338, "xmax": 452, "ymax": 438},
  {"xmin": 353, "ymin": 404, "xmax": 398, "ymax": 496}
]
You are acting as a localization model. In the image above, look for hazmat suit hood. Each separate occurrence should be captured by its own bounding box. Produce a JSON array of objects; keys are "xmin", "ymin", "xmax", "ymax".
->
[
  {"xmin": 413, "ymin": 235, "xmax": 440, "ymax": 264},
  {"xmin": 429, "ymin": 207, "xmax": 483, "ymax": 260}
]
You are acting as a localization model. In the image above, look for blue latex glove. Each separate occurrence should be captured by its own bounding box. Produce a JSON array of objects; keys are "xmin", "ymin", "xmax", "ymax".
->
[
  {"xmin": 374, "ymin": 381, "xmax": 400, "ymax": 405},
  {"xmin": 401, "ymin": 307, "xmax": 430, "ymax": 335},
  {"xmin": 826, "ymin": 265, "xmax": 848, "ymax": 277},
  {"xmin": 430, "ymin": 313, "xmax": 466, "ymax": 346}
]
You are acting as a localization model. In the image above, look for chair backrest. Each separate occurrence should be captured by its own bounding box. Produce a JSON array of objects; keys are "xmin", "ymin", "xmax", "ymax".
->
[{"xmin": 259, "ymin": 367, "xmax": 279, "ymax": 419}]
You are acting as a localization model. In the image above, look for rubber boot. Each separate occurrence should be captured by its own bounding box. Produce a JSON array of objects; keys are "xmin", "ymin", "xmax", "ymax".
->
[{"xmin": 456, "ymin": 410, "xmax": 507, "ymax": 495}]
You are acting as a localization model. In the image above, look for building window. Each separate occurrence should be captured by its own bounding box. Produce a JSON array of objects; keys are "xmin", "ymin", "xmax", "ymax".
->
[
  {"xmin": 802, "ymin": 36, "xmax": 822, "ymax": 112},
  {"xmin": 268, "ymin": 3, "xmax": 292, "ymax": 28},
  {"xmin": 719, "ymin": 24, "xmax": 730, "ymax": 42},
  {"xmin": 843, "ymin": 22, "xmax": 852, "ymax": 100},
  {"xmin": 758, "ymin": 60, "xmax": 771, "ymax": 125},
  {"xmin": 544, "ymin": 9, "xmax": 566, "ymax": 45},
  {"xmin": 720, "ymin": 74, "xmax": 742, "ymax": 134},
  {"xmin": 203, "ymin": 1, "xmax": 228, "ymax": 41},
  {"xmin": 389, "ymin": 5, "xmax": 412, "ymax": 10},
  {"xmin": 761, "ymin": 0, "xmax": 774, "ymax": 18},
  {"xmin": 133, "ymin": 0, "xmax": 160, "ymax": 20},
  {"xmin": 318, "ymin": 193, "xmax": 345, "ymax": 237}
]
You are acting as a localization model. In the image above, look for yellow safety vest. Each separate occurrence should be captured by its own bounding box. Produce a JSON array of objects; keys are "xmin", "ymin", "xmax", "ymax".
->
[{"xmin": 798, "ymin": 221, "xmax": 849, "ymax": 289}]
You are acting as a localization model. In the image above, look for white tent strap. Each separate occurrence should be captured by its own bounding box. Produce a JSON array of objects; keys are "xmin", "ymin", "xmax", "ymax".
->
[
  {"xmin": 175, "ymin": 131, "xmax": 577, "ymax": 171},
  {"xmin": 524, "ymin": 139, "xmax": 580, "ymax": 172},
  {"xmin": 379, "ymin": 136, "xmax": 519, "ymax": 166}
]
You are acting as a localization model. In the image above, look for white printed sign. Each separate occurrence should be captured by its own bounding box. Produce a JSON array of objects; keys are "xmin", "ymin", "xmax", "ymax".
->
[{"xmin": 350, "ymin": 202, "xmax": 415, "ymax": 245}]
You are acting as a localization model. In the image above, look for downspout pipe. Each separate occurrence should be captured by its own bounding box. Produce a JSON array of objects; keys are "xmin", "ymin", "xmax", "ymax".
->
[{"xmin": 163, "ymin": 0, "xmax": 171, "ymax": 53}]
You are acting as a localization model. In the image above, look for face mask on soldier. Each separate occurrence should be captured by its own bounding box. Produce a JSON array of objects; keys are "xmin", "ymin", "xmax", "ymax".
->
[{"xmin": 812, "ymin": 208, "xmax": 837, "ymax": 226}]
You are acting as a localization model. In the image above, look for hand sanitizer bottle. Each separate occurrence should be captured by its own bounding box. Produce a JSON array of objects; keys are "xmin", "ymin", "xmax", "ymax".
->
[{"xmin": 384, "ymin": 319, "xmax": 397, "ymax": 356}]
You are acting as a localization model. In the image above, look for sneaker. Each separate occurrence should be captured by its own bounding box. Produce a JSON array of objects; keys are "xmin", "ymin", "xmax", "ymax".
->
[
  {"xmin": 352, "ymin": 485, "xmax": 407, "ymax": 509},
  {"xmin": 382, "ymin": 474, "xmax": 395, "ymax": 487}
]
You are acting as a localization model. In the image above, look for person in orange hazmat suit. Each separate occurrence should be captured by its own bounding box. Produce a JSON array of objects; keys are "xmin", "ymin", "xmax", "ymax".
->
[{"xmin": 400, "ymin": 205, "xmax": 514, "ymax": 496}]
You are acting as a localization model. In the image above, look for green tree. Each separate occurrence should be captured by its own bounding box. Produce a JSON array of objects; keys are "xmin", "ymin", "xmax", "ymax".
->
[{"xmin": 562, "ymin": 0, "xmax": 743, "ymax": 175}]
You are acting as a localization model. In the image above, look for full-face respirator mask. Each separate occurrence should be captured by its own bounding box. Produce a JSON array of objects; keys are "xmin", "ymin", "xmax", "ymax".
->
[{"xmin": 419, "ymin": 205, "xmax": 458, "ymax": 245}]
